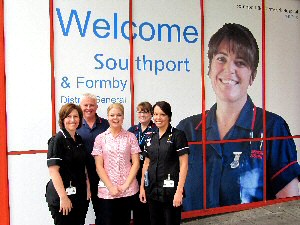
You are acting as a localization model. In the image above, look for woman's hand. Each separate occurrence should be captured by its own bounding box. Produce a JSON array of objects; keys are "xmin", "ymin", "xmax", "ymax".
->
[
  {"xmin": 108, "ymin": 185, "xmax": 120, "ymax": 197},
  {"xmin": 59, "ymin": 195, "xmax": 73, "ymax": 215},
  {"xmin": 173, "ymin": 190, "xmax": 183, "ymax": 207},
  {"xmin": 118, "ymin": 183, "xmax": 129, "ymax": 193},
  {"xmin": 139, "ymin": 187, "xmax": 147, "ymax": 203}
]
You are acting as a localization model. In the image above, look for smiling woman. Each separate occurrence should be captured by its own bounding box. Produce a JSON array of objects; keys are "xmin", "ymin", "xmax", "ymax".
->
[
  {"xmin": 45, "ymin": 103, "xmax": 90, "ymax": 225},
  {"xmin": 92, "ymin": 103, "xmax": 141, "ymax": 225},
  {"xmin": 177, "ymin": 23, "xmax": 300, "ymax": 211},
  {"xmin": 140, "ymin": 101, "xmax": 189, "ymax": 225}
]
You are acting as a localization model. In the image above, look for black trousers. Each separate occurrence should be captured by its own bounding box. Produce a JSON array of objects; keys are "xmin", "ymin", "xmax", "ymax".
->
[
  {"xmin": 83, "ymin": 174, "xmax": 102, "ymax": 225},
  {"xmin": 132, "ymin": 193, "xmax": 151, "ymax": 225},
  {"xmin": 98, "ymin": 195, "xmax": 135, "ymax": 225},
  {"xmin": 48, "ymin": 201, "xmax": 88, "ymax": 225},
  {"xmin": 148, "ymin": 198, "xmax": 182, "ymax": 225}
]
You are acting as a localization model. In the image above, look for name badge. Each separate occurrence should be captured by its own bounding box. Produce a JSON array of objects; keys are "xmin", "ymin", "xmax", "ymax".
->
[
  {"xmin": 144, "ymin": 171, "xmax": 149, "ymax": 187},
  {"xmin": 163, "ymin": 174, "xmax": 174, "ymax": 188},
  {"xmin": 66, "ymin": 181, "xmax": 76, "ymax": 195},
  {"xmin": 230, "ymin": 152, "xmax": 242, "ymax": 169},
  {"xmin": 98, "ymin": 179, "xmax": 106, "ymax": 188},
  {"xmin": 140, "ymin": 154, "xmax": 144, "ymax": 161}
]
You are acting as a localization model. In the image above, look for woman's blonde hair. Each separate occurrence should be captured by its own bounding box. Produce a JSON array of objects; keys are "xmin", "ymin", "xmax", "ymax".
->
[{"xmin": 107, "ymin": 103, "xmax": 124, "ymax": 115}]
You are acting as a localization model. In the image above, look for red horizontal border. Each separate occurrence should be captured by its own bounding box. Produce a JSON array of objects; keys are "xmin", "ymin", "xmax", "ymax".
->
[
  {"xmin": 181, "ymin": 196, "xmax": 300, "ymax": 220},
  {"xmin": 7, "ymin": 135, "xmax": 300, "ymax": 156},
  {"xmin": 8, "ymin": 150, "xmax": 48, "ymax": 155},
  {"xmin": 189, "ymin": 135, "xmax": 300, "ymax": 145}
]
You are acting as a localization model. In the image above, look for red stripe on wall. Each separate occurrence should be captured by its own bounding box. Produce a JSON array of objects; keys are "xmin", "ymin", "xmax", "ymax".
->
[
  {"xmin": 262, "ymin": 0, "xmax": 267, "ymax": 202},
  {"xmin": 129, "ymin": 0, "xmax": 135, "ymax": 126},
  {"xmin": 8, "ymin": 150, "xmax": 48, "ymax": 155},
  {"xmin": 182, "ymin": 196, "xmax": 300, "ymax": 220},
  {"xmin": 0, "ymin": 0, "xmax": 10, "ymax": 224},
  {"xmin": 50, "ymin": 0, "xmax": 56, "ymax": 135},
  {"xmin": 200, "ymin": 0, "xmax": 207, "ymax": 210}
]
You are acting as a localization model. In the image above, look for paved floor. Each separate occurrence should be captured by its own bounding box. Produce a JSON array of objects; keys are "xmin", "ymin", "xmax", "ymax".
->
[{"xmin": 182, "ymin": 200, "xmax": 300, "ymax": 225}]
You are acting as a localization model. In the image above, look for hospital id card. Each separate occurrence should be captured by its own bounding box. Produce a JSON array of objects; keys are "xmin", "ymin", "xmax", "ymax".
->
[
  {"xmin": 163, "ymin": 179, "xmax": 174, "ymax": 187},
  {"xmin": 163, "ymin": 174, "xmax": 174, "ymax": 187},
  {"xmin": 66, "ymin": 186, "xmax": 76, "ymax": 195}
]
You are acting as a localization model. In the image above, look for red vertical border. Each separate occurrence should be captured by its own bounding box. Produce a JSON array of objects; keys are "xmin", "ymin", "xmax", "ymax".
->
[
  {"xmin": 50, "ymin": 0, "xmax": 56, "ymax": 134},
  {"xmin": 200, "ymin": 0, "xmax": 207, "ymax": 210},
  {"xmin": 129, "ymin": 0, "xmax": 135, "ymax": 125},
  {"xmin": 0, "ymin": 0, "xmax": 10, "ymax": 224},
  {"xmin": 261, "ymin": 0, "xmax": 267, "ymax": 202}
]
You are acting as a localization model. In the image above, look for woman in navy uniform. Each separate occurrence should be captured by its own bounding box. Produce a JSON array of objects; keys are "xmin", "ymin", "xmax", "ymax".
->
[
  {"xmin": 46, "ymin": 103, "xmax": 90, "ymax": 225},
  {"xmin": 128, "ymin": 101, "xmax": 156, "ymax": 225},
  {"xmin": 177, "ymin": 23, "xmax": 300, "ymax": 211},
  {"xmin": 140, "ymin": 101, "xmax": 189, "ymax": 225}
]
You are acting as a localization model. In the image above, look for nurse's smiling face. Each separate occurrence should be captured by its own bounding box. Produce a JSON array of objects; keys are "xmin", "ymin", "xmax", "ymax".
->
[
  {"xmin": 63, "ymin": 109, "xmax": 80, "ymax": 133},
  {"xmin": 108, "ymin": 107, "xmax": 124, "ymax": 130},
  {"xmin": 153, "ymin": 105, "xmax": 169, "ymax": 130},
  {"xmin": 209, "ymin": 40, "xmax": 253, "ymax": 105}
]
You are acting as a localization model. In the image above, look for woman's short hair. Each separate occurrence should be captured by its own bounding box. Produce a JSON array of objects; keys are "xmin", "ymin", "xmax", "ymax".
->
[
  {"xmin": 153, "ymin": 101, "xmax": 172, "ymax": 121},
  {"xmin": 208, "ymin": 23, "xmax": 259, "ymax": 81},
  {"xmin": 58, "ymin": 103, "xmax": 83, "ymax": 129},
  {"xmin": 107, "ymin": 103, "xmax": 124, "ymax": 115},
  {"xmin": 137, "ymin": 102, "xmax": 153, "ymax": 115}
]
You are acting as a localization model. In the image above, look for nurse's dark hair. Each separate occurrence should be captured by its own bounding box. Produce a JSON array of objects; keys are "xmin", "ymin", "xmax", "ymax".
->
[
  {"xmin": 137, "ymin": 101, "xmax": 153, "ymax": 115},
  {"xmin": 58, "ymin": 103, "xmax": 83, "ymax": 129},
  {"xmin": 153, "ymin": 101, "xmax": 172, "ymax": 121},
  {"xmin": 207, "ymin": 23, "xmax": 259, "ymax": 81}
]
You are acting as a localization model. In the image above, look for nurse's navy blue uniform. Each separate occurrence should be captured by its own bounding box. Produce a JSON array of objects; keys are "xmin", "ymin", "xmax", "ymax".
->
[
  {"xmin": 177, "ymin": 96, "xmax": 300, "ymax": 211},
  {"xmin": 128, "ymin": 120, "xmax": 157, "ymax": 184},
  {"xmin": 128, "ymin": 121, "xmax": 157, "ymax": 225}
]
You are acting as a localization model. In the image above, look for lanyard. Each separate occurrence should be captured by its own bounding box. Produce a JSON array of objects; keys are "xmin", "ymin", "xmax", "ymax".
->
[{"xmin": 137, "ymin": 125, "xmax": 152, "ymax": 145}]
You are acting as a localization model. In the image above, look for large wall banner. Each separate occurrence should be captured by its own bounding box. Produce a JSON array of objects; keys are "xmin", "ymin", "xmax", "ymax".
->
[{"xmin": 54, "ymin": 0, "xmax": 300, "ymax": 218}]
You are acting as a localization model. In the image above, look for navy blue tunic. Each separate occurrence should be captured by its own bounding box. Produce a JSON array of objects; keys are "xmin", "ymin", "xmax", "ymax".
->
[
  {"xmin": 77, "ymin": 115, "xmax": 109, "ymax": 194},
  {"xmin": 128, "ymin": 121, "xmax": 157, "ymax": 184},
  {"xmin": 177, "ymin": 96, "xmax": 300, "ymax": 210}
]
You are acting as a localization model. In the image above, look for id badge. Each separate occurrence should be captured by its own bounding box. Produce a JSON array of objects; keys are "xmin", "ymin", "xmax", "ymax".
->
[
  {"xmin": 98, "ymin": 180, "xmax": 106, "ymax": 188},
  {"xmin": 66, "ymin": 186, "xmax": 76, "ymax": 195},
  {"xmin": 66, "ymin": 181, "xmax": 76, "ymax": 195},
  {"xmin": 144, "ymin": 171, "xmax": 149, "ymax": 187},
  {"xmin": 163, "ymin": 174, "xmax": 174, "ymax": 187},
  {"xmin": 163, "ymin": 180, "xmax": 174, "ymax": 187}
]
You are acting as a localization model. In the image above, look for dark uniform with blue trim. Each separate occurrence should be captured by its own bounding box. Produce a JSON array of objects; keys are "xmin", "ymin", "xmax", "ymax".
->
[
  {"xmin": 177, "ymin": 96, "xmax": 300, "ymax": 211},
  {"xmin": 77, "ymin": 114, "xmax": 109, "ymax": 225},
  {"xmin": 128, "ymin": 120, "xmax": 157, "ymax": 185},
  {"xmin": 144, "ymin": 125, "xmax": 189, "ymax": 225},
  {"xmin": 128, "ymin": 121, "xmax": 156, "ymax": 225},
  {"xmin": 46, "ymin": 129, "xmax": 88, "ymax": 225}
]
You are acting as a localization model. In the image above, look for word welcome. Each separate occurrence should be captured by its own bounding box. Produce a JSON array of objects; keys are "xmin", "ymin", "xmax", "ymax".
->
[{"xmin": 56, "ymin": 9, "xmax": 199, "ymax": 43}]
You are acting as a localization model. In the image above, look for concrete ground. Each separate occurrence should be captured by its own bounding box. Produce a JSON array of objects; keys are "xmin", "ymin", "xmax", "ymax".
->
[{"xmin": 182, "ymin": 200, "xmax": 300, "ymax": 225}]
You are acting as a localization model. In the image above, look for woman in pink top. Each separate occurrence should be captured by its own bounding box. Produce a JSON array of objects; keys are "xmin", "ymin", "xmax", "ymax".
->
[{"xmin": 92, "ymin": 103, "xmax": 141, "ymax": 225}]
